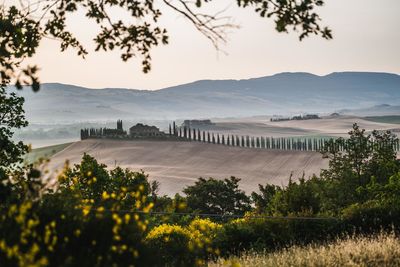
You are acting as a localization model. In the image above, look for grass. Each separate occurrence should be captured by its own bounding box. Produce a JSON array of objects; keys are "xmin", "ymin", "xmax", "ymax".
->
[
  {"xmin": 364, "ymin": 116, "xmax": 400, "ymax": 124},
  {"xmin": 210, "ymin": 233, "xmax": 400, "ymax": 267},
  {"xmin": 24, "ymin": 142, "xmax": 72, "ymax": 164}
]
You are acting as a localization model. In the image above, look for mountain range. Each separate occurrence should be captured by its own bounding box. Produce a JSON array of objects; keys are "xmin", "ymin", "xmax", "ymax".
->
[{"xmin": 11, "ymin": 72, "xmax": 400, "ymax": 123}]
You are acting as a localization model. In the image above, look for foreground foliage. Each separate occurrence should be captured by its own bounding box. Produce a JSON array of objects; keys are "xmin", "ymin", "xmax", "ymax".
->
[
  {"xmin": 1, "ymin": 99, "xmax": 400, "ymax": 266},
  {"xmin": 0, "ymin": 154, "xmax": 157, "ymax": 266}
]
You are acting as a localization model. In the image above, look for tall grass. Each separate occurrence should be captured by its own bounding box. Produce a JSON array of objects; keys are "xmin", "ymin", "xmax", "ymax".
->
[{"xmin": 210, "ymin": 233, "xmax": 400, "ymax": 267}]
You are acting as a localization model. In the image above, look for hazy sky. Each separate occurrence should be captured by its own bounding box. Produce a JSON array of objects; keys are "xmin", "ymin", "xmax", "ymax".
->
[{"xmin": 29, "ymin": 0, "xmax": 400, "ymax": 90}]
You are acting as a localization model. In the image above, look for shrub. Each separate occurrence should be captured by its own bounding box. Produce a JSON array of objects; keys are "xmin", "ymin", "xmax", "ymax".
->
[
  {"xmin": 213, "ymin": 216, "xmax": 341, "ymax": 256},
  {"xmin": 145, "ymin": 218, "xmax": 222, "ymax": 266},
  {"xmin": 0, "ymin": 154, "xmax": 155, "ymax": 266},
  {"xmin": 342, "ymin": 201, "xmax": 400, "ymax": 233},
  {"xmin": 145, "ymin": 224, "xmax": 193, "ymax": 266}
]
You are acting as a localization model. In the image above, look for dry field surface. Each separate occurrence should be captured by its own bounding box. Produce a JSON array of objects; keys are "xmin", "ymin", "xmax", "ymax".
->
[
  {"xmin": 210, "ymin": 233, "xmax": 400, "ymax": 267},
  {"xmin": 45, "ymin": 139, "xmax": 328, "ymax": 195},
  {"xmin": 209, "ymin": 116, "xmax": 400, "ymax": 138}
]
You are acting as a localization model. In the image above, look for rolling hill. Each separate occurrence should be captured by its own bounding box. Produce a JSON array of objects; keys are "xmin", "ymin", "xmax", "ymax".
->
[
  {"xmin": 44, "ymin": 139, "xmax": 328, "ymax": 196},
  {"xmin": 11, "ymin": 72, "xmax": 400, "ymax": 123}
]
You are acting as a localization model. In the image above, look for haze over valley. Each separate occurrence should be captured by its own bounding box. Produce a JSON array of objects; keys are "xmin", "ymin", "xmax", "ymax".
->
[{"xmin": 13, "ymin": 71, "xmax": 400, "ymax": 123}]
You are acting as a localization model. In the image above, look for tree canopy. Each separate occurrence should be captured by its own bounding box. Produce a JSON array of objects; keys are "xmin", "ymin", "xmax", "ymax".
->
[{"xmin": 0, "ymin": 85, "xmax": 28, "ymax": 173}]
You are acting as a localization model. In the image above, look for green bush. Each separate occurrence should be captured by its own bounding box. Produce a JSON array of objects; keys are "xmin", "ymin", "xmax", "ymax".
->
[
  {"xmin": 213, "ymin": 216, "xmax": 341, "ymax": 256},
  {"xmin": 342, "ymin": 201, "xmax": 400, "ymax": 233}
]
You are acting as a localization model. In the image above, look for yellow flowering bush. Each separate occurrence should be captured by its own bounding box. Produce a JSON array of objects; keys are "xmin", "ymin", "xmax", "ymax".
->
[
  {"xmin": 0, "ymin": 154, "xmax": 157, "ymax": 266},
  {"xmin": 145, "ymin": 224, "xmax": 192, "ymax": 265},
  {"xmin": 145, "ymin": 218, "xmax": 222, "ymax": 266}
]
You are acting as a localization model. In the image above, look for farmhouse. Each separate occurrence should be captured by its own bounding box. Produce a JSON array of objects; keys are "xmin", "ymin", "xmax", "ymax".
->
[{"xmin": 129, "ymin": 123, "xmax": 164, "ymax": 137}]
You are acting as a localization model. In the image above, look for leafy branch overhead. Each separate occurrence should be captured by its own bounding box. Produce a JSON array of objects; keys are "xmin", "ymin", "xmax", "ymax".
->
[{"xmin": 0, "ymin": 0, "xmax": 332, "ymax": 90}]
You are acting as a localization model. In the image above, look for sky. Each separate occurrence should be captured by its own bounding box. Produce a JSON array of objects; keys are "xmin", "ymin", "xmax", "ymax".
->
[{"xmin": 28, "ymin": 0, "xmax": 400, "ymax": 90}]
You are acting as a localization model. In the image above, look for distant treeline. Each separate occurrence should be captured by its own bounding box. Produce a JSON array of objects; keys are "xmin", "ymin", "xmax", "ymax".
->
[
  {"xmin": 169, "ymin": 122, "xmax": 400, "ymax": 152},
  {"xmin": 80, "ymin": 127, "xmax": 126, "ymax": 140},
  {"xmin": 270, "ymin": 114, "xmax": 320, "ymax": 122}
]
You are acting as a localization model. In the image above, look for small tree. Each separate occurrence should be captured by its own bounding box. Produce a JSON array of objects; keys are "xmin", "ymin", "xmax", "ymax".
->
[
  {"xmin": 183, "ymin": 177, "xmax": 251, "ymax": 215},
  {"xmin": 251, "ymin": 184, "xmax": 281, "ymax": 214},
  {"xmin": 321, "ymin": 124, "xmax": 372, "ymax": 185},
  {"xmin": 0, "ymin": 85, "xmax": 29, "ymax": 175}
]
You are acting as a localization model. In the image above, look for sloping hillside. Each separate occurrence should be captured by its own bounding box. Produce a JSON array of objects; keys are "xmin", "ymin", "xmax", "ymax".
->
[
  {"xmin": 201, "ymin": 116, "xmax": 400, "ymax": 138},
  {"xmin": 45, "ymin": 139, "xmax": 328, "ymax": 195}
]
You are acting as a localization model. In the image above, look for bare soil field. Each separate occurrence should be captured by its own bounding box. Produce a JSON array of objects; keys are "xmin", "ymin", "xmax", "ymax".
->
[
  {"xmin": 207, "ymin": 116, "xmax": 400, "ymax": 138},
  {"xmin": 45, "ymin": 139, "xmax": 328, "ymax": 196}
]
